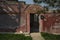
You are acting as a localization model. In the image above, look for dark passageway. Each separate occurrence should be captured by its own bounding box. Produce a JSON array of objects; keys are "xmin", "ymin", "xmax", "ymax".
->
[{"xmin": 30, "ymin": 14, "xmax": 39, "ymax": 33}]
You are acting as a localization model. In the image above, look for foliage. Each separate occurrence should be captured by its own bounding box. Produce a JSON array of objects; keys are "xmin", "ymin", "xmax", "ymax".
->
[
  {"xmin": 0, "ymin": 34, "xmax": 32, "ymax": 40},
  {"xmin": 37, "ymin": 10, "xmax": 43, "ymax": 14},
  {"xmin": 56, "ymin": 9, "xmax": 60, "ymax": 13},
  {"xmin": 33, "ymin": 0, "xmax": 60, "ymax": 7},
  {"xmin": 33, "ymin": 0, "xmax": 42, "ymax": 3},
  {"xmin": 36, "ymin": 9, "xmax": 47, "ymax": 14},
  {"xmin": 41, "ymin": 32, "xmax": 60, "ymax": 40}
]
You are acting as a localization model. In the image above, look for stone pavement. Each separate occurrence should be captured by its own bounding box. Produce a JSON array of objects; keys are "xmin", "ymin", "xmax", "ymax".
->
[{"xmin": 30, "ymin": 33, "xmax": 44, "ymax": 40}]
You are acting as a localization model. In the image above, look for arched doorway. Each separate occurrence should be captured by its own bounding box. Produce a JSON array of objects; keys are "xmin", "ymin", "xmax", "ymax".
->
[{"xmin": 30, "ymin": 13, "xmax": 39, "ymax": 33}]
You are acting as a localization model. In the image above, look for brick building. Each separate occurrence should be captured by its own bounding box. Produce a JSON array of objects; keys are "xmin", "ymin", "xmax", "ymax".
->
[{"xmin": 0, "ymin": 1, "xmax": 60, "ymax": 34}]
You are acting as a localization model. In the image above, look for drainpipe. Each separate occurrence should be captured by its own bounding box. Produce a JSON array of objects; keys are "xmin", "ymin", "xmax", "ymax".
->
[
  {"xmin": 18, "ymin": 1, "xmax": 22, "ymax": 27},
  {"xmin": 18, "ymin": 1, "xmax": 26, "ymax": 33},
  {"xmin": 18, "ymin": 1, "xmax": 24, "ymax": 26}
]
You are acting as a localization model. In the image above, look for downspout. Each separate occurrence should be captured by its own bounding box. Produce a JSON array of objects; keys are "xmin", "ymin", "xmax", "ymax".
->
[
  {"xmin": 18, "ymin": 1, "xmax": 26, "ymax": 33},
  {"xmin": 18, "ymin": 1, "xmax": 22, "ymax": 29}
]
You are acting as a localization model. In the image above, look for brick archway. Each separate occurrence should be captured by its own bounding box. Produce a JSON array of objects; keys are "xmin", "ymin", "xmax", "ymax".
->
[{"xmin": 25, "ymin": 5, "xmax": 43, "ymax": 33}]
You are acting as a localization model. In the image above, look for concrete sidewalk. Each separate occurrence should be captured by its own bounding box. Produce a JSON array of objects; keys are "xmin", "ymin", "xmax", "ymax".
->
[{"xmin": 30, "ymin": 33, "xmax": 44, "ymax": 40}]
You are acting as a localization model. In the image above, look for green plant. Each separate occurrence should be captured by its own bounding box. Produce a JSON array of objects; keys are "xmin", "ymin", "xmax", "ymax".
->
[
  {"xmin": 41, "ymin": 32, "xmax": 60, "ymax": 40},
  {"xmin": 0, "ymin": 34, "xmax": 32, "ymax": 40}
]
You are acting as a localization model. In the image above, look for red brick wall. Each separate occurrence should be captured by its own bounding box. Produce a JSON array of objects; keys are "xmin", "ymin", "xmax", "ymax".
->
[{"xmin": 42, "ymin": 13, "xmax": 60, "ymax": 34}]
